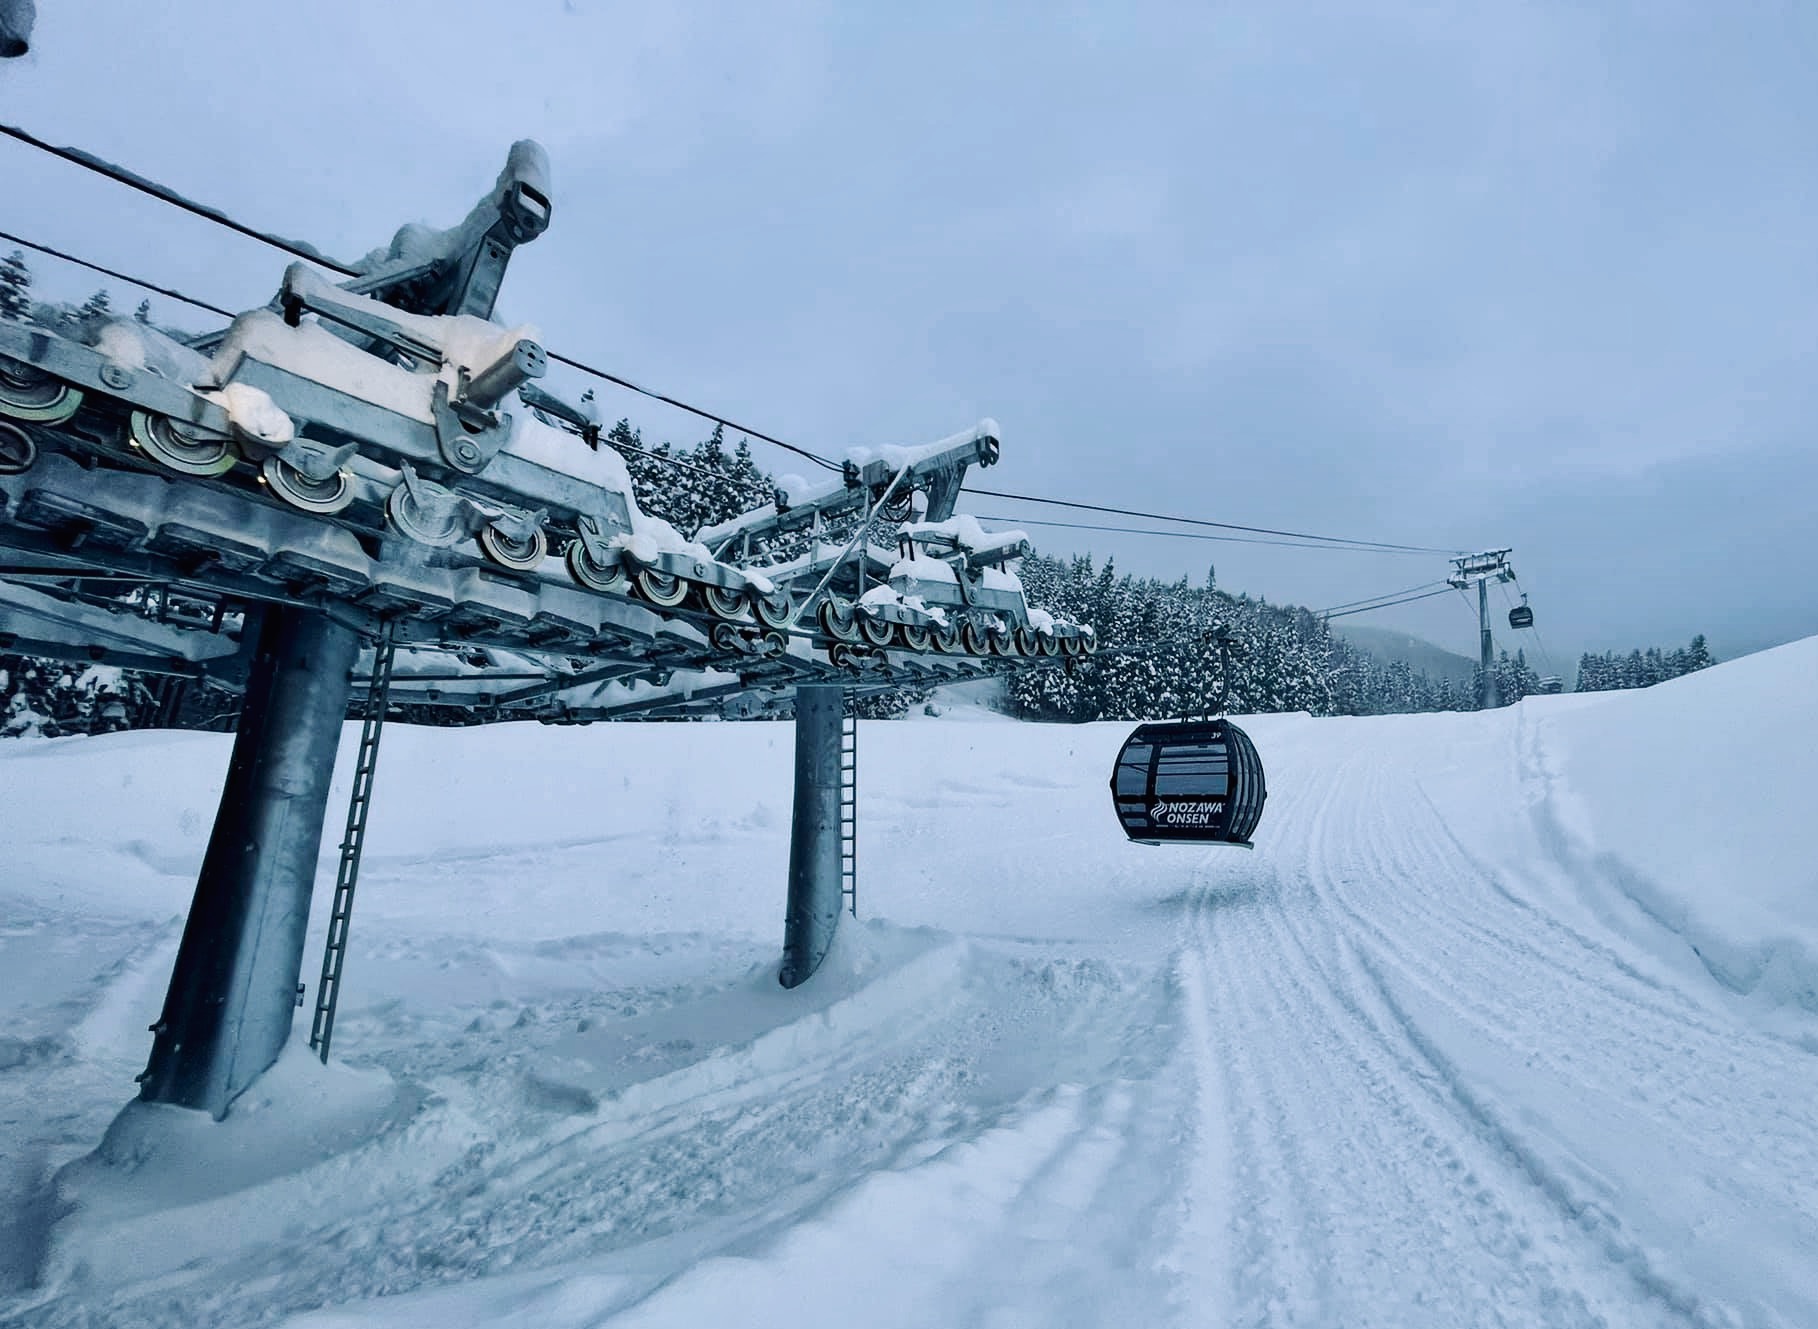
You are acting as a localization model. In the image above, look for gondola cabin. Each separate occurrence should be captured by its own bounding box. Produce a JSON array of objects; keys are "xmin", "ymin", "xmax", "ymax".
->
[
  {"xmin": 1110, "ymin": 718, "xmax": 1267, "ymax": 847},
  {"xmin": 1508, "ymin": 600, "xmax": 1534, "ymax": 629}
]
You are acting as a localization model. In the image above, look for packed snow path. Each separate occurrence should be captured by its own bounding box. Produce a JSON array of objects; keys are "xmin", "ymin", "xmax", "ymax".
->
[{"xmin": 2, "ymin": 640, "xmax": 1815, "ymax": 1327}]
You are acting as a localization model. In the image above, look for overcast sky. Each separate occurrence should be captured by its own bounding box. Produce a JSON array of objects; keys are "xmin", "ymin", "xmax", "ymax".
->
[{"xmin": 3, "ymin": 1, "xmax": 1814, "ymax": 669}]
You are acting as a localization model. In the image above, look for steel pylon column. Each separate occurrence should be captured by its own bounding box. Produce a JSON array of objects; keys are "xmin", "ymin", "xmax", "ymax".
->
[
  {"xmin": 780, "ymin": 684, "xmax": 844, "ymax": 988},
  {"xmin": 1478, "ymin": 578, "xmax": 1496, "ymax": 710},
  {"xmin": 137, "ymin": 605, "xmax": 359, "ymax": 1119}
]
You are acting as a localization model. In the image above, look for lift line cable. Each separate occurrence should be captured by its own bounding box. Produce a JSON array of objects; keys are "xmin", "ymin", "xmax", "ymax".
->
[
  {"xmin": 7, "ymin": 214, "xmax": 1479, "ymax": 625},
  {"xmin": 961, "ymin": 486, "xmax": 1463, "ymax": 556},
  {"xmin": 2, "ymin": 220, "xmax": 1478, "ymax": 594},
  {"xmin": 971, "ymin": 513, "xmax": 1457, "ymax": 557},
  {"xmin": 9, "ymin": 212, "xmax": 1458, "ymax": 562},
  {"xmin": 1501, "ymin": 575, "xmax": 1562, "ymax": 679},
  {"xmin": 542, "ymin": 351, "xmax": 841, "ymax": 472},
  {"xmin": 0, "ymin": 226, "xmax": 238, "ymax": 321},
  {"xmin": 595, "ymin": 436, "xmax": 758, "ymax": 484},
  {"xmin": 1529, "ymin": 622, "xmax": 1562, "ymax": 680},
  {"xmin": 1315, "ymin": 581, "xmax": 1451, "ymax": 616},
  {"xmin": 6, "ymin": 124, "xmax": 1476, "ymax": 563},
  {"xmin": 1, "ymin": 122, "xmax": 847, "ymax": 474},
  {"xmin": 0, "ymin": 219, "xmax": 827, "ymax": 479},
  {"xmin": 0, "ymin": 122, "xmax": 362, "ymax": 277},
  {"xmin": 1320, "ymin": 586, "xmax": 1454, "ymax": 620}
]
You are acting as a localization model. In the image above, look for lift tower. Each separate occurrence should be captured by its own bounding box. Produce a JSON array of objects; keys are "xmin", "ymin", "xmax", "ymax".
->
[
  {"xmin": 138, "ymin": 145, "xmax": 555, "ymax": 1118},
  {"xmin": 1447, "ymin": 550, "xmax": 1514, "ymax": 710},
  {"xmin": 0, "ymin": 139, "xmax": 1095, "ymax": 1115}
]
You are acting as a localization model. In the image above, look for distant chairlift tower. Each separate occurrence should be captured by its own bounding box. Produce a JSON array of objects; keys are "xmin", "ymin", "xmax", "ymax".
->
[{"xmin": 1447, "ymin": 549, "xmax": 1515, "ymax": 710}]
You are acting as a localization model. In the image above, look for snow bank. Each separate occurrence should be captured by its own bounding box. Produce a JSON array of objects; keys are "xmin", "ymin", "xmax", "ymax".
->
[
  {"xmin": 5, "ymin": 641, "xmax": 1817, "ymax": 1328},
  {"xmin": 1541, "ymin": 634, "xmax": 1818, "ymax": 1013},
  {"xmin": 60, "ymin": 1043, "xmax": 403, "ymax": 1220},
  {"xmin": 521, "ymin": 926, "xmax": 967, "ymax": 1119},
  {"xmin": 41, "ymin": 1043, "xmax": 413, "ymax": 1292}
]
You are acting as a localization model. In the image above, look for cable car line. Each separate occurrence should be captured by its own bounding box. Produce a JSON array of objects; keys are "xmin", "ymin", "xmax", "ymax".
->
[
  {"xmin": 961, "ymin": 487, "xmax": 1463, "ymax": 556},
  {"xmin": 0, "ymin": 226, "xmax": 237, "ymax": 321},
  {"xmin": 1499, "ymin": 575, "xmax": 1560, "ymax": 678},
  {"xmin": 1316, "ymin": 581, "xmax": 1450, "ymax": 616},
  {"xmin": 1, "ymin": 121, "xmax": 362, "ymax": 276},
  {"xmin": 0, "ymin": 122, "xmax": 846, "ymax": 474},
  {"xmin": 540, "ymin": 350, "xmax": 841, "ymax": 472},
  {"xmin": 1, "ymin": 214, "xmax": 840, "ymax": 476},
  {"xmin": 1320, "ymin": 587, "xmax": 1454, "ymax": 620},
  {"xmin": 5, "ymin": 123, "xmax": 1489, "ymax": 608},
  {"xmin": 10, "ymin": 189, "xmax": 1460, "ymax": 561},
  {"xmin": 969, "ymin": 514, "xmax": 1451, "ymax": 556},
  {"xmin": 0, "ymin": 219, "xmax": 815, "ymax": 488}
]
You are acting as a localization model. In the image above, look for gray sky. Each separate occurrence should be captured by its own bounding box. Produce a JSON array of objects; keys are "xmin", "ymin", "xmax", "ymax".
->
[{"xmin": 3, "ymin": 1, "xmax": 1814, "ymax": 670}]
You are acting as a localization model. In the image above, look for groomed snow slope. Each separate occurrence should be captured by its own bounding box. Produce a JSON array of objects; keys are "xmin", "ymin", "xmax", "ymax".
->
[{"xmin": 1, "ymin": 636, "xmax": 1815, "ymax": 1328}]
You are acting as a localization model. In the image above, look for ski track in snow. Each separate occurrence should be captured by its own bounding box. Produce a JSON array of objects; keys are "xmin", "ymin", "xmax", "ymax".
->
[
  {"xmin": 3, "ymin": 675, "xmax": 1817, "ymax": 1327},
  {"xmin": 1169, "ymin": 712, "xmax": 1815, "ymax": 1329}
]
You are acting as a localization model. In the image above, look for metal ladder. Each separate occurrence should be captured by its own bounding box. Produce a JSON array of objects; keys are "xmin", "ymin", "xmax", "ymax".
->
[
  {"xmin": 308, "ymin": 626, "xmax": 396, "ymax": 1063},
  {"xmin": 839, "ymin": 704, "xmax": 858, "ymax": 917}
]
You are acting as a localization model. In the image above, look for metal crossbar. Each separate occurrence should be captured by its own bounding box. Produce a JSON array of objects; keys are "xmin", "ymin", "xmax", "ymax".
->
[
  {"xmin": 839, "ymin": 704, "xmax": 858, "ymax": 917},
  {"xmin": 309, "ymin": 626, "xmax": 396, "ymax": 1062}
]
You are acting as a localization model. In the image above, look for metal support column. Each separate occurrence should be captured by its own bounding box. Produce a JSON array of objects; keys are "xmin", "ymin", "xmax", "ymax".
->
[
  {"xmin": 1478, "ymin": 578, "xmax": 1497, "ymax": 710},
  {"xmin": 780, "ymin": 684, "xmax": 844, "ymax": 988},
  {"xmin": 309, "ymin": 627, "xmax": 397, "ymax": 1063},
  {"xmin": 137, "ymin": 606, "xmax": 360, "ymax": 1119},
  {"xmin": 1448, "ymin": 550, "xmax": 1513, "ymax": 711}
]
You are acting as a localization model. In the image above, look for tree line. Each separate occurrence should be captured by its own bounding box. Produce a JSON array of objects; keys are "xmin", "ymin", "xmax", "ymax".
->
[
  {"xmin": 0, "ymin": 248, "xmax": 162, "ymax": 333},
  {"xmin": 1004, "ymin": 556, "xmax": 1541, "ymax": 722},
  {"xmin": 1575, "ymin": 638, "xmax": 1715, "ymax": 693}
]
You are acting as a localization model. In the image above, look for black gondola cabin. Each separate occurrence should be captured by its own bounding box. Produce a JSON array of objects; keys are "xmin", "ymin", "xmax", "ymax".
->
[
  {"xmin": 1110, "ymin": 718, "xmax": 1267, "ymax": 847},
  {"xmin": 1508, "ymin": 601, "xmax": 1534, "ymax": 629}
]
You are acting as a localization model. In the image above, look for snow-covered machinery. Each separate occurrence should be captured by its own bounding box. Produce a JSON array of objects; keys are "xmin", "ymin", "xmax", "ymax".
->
[
  {"xmin": 0, "ymin": 264, "xmax": 792, "ymax": 640},
  {"xmin": 0, "ymin": 137, "xmax": 1108, "ymax": 1117},
  {"xmin": 0, "ymin": 142, "xmax": 1093, "ymax": 716},
  {"xmin": 697, "ymin": 433, "xmax": 1093, "ymax": 668}
]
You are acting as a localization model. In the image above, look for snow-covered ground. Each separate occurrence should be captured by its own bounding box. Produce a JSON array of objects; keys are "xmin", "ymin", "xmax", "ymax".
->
[{"xmin": 2, "ymin": 638, "xmax": 1815, "ymax": 1328}]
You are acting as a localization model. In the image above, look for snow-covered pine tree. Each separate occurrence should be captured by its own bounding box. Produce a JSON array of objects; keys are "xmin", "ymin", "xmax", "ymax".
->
[
  {"xmin": 1004, "ymin": 551, "xmax": 1457, "ymax": 722},
  {"xmin": 0, "ymin": 249, "xmax": 31, "ymax": 321},
  {"xmin": 77, "ymin": 288, "xmax": 112, "ymax": 325}
]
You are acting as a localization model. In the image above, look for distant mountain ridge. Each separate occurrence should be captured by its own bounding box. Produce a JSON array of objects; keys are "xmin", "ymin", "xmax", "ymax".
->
[{"xmin": 1334, "ymin": 624, "xmax": 1478, "ymax": 686}]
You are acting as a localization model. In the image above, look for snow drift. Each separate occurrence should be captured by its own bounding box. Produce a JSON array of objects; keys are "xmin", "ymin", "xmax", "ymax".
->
[{"xmin": 1, "ymin": 637, "xmax": 1815, "ymax": 1327}]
